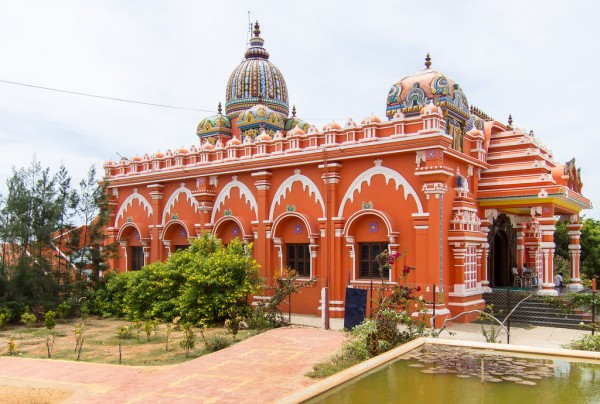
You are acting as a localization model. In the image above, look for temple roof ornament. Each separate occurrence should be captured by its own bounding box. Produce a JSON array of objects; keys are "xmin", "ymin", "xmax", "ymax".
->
[
  {"xmin": 425, "ymin": 53, "xmax": 432, "ymax": 69},
  {"xmin": 196, "ymin": 102, "xmax": 232, "ymax": 139},
  {"xmin": 225, "ymin": 21, "xmax": 289, "ymax": 118}
]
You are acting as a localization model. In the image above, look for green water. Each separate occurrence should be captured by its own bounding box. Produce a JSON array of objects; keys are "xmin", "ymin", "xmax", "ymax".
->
[{"xmin": 308, "ymin": 351, "xmax": 600, "ymax": 404}]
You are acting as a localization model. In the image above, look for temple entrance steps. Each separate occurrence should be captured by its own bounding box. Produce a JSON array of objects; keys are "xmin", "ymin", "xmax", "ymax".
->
[{"xmin": 482, "ymin": 288, "xmax": 593, "ymax": 330}]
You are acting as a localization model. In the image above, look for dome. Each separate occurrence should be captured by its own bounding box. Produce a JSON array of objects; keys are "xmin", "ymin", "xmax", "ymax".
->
[
  {"xmin": 153, "ymin": 151, "xmax": 165, "ymax": 159},
  {"xmin": 226, "ymin": 137, "xmax": 242, "ymax": 147},
  {"xmin": 197, "ymin": 102, "xmax": 232, "ymax": 139},
  {"xmin": 256, "ymin": 130, "xmax": 272, "ymax": 142},
  {"xmin": 201, "ymin": 142, "xmax": 215, "ymax": 151},
  {"xmin": 237, "ymin": 103, "xmax": 285, "ymax": 137},
  {"xmin": 323, "ymin": 121, "xmax": 341, "ymax": 131},
  {"xmin": 284, "ymin": 106, "xmax": 311, "ymax": 132},
  {"xmin": 225, "ymin": 22, "xmax": 289, "ymax": 118},
  {"xmin": 287, "ymin": 125, "xmax": 306, "ymax": 136},
  {"xmin": 361, "ymin": 113, "xmax": 382, "ymax": 125},
  {"xmin": 131, "ymin": 155, "xmax": 142, "ymax": 162},
  {"xmin": 386, "ymin": 54, "xmax": 469, "ymax": 119}
]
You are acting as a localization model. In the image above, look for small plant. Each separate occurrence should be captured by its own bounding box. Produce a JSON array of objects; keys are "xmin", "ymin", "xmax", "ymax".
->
[
  {"xmin": 80, "ymin": 305, "xmax": 90, "ymax": 324},
  {"xmin": 203, "ymin": 334, "xmax": 232, "ymax": 353},
  {"xmin": 152, "ymin": 318, "xmax": 159, "ymax": 337},
  {"xmin": 7, "ymin": 338, "xmax": 17, "ymax": 355},
  {"xmin": 180, "ymin": 323, "xmax": 196, "ymax": 358},
  {"xmin": 56, "ymin": 301, "xmax": 71, "ymax": 319},
  {"xmin": 116, "ymin": 325, "xmax": 134, "ymax": 364},
  {"xmin": 44, "ymin": 311, "xmax": 57, "ymax": 331},
  {"xmin": 478, "ymin": 304, "xmax": 502, "ymax": 343},
  {"xmin": 0, "ymin": 307, "xmax": 10, "ymax": 330},
  {"xmin": 564, "ymin": 334, "xmax": 600, "ymax": 351},
  {"xmin": 172, "ymin": 316, "xmax": 181, "ymax": 331},
  {"xmin": 224, "ymin": 314, "xmax": 243, "ymax": 340},
  {"xmin": 133, "ymin": 321, "xmax": 143, "ymax": 342},
  {"xmin": 74, "ymin": 323, "xmax": 85, "ymax": 361},
  {"xmin": 144, "ymin": 320, "xmax": 152, "ymax": 341},
  {"xmin": 20, "ymin": 311, "xmax": 37, "ymax": 328}
]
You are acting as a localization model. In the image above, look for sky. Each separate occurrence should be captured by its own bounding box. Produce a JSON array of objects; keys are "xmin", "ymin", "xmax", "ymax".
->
[{"xmin": 0, "ymin": 1, "xmax": 598, "ymax": 218}]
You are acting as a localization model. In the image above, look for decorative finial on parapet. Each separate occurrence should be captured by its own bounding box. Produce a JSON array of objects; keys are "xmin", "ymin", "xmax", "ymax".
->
[
  {"xmin": 292, "ymin": 105, "xmax": 296, "ymax": 117},
  {"xmin": 217, "ymin": 102, "xmax": 222, "ymax": 114},
  {"xmin": 425, "ymin": 53, "xmax": 432, "ymax": 69},
  {"xmin": 508, "ymin": 114, "xmax": 513, "ymax": 128},
  {"xmin": 253, "ymin": 21, "xmax": 261, "ymax": 37}
]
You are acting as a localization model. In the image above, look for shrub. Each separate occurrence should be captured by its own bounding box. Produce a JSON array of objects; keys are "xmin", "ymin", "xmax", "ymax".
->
[
  {"xmin": 180, "ymin": 323, "xmax": 196, "ymax": 358},
  {"xmin": 564, "ymin": 334, "xmax": 600, "ymax": 351},
  {"xmin": 56, "ymin": 301, "xmax": 71, "ymax": 319},
  {"xmin": 44, "ymin": 310, "xmax": 57, "ymax": 331},
  {"xmin": 203, "ymin": 334, "xmax": 232, "ymax": 353},
  {"xmin": 20, "ymin": 311, "xmax": 37, "ymax": 328},
  {"xmin": 0, "ymin": 307, "xmax": 10, "ymax": 330}
]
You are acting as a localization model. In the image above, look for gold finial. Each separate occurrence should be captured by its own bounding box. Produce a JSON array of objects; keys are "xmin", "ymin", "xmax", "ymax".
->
[
  {"xmin": 217, "ymin": 102, "xmax": 222, "ymax": 114},
  {"xmin": 425, "ymin": 53, "xmax": 432, "ymax": 69},
  {"xmin": 292, "ymin": 105, "xmax": 296, "ymax": 117},
  {"xmin": 253, "ymin": 21, "xmax": 261, "ymax": 37},
  {"xmin": 508, "ymin": 114, "xmax": 513, "ymax": 128}
]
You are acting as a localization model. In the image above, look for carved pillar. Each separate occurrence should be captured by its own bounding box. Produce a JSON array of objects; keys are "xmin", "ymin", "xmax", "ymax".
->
[
  {"xmin": 147, "ymin": 184, "xmax": 164, "ymax": 263},
  {"xmin": 479, "ymin": 217, "xmax": 491, "ymax": 292},
  {"xmin": 252, "ymin": 170, "xmax": 271, "ymax": 283},
  {"xmin": 537, "ymin": 214, "xmax": 558, "ymax": 296},
  {"xmin": 119, "ymin": 241, "xmax": 128, "ymax": 272},
  {"xmin": 567, "ymin": 220, "xmax": 584, "ymax": 292},
  {"xmin": 192, "ymin": 176, "xmax": 216, "ymax": 235}
]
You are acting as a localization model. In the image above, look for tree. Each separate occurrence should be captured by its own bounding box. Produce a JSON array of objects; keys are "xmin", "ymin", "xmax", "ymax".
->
[{"xmin": 581, "ymin": 218, "xmax": 600, "ymax": 279}]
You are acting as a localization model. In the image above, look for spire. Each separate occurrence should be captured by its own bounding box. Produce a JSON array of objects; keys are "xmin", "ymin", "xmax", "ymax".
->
[
  {"xmin": 245, "ymin": 20, "xmax": 269, "ymax": 59},
  {"xmin": 508, "ymin": 114, "xmax": 513, "ymax": 128},
  {"xmin": 292, "ymin": 105, "xmax": 296, "ymax": 117},
  {"xmin": 253, "ymin": 21, "xmax": 260, "ymax": 37},
  {"xmin": 425, "ymin": 53, "xmax": 432, "ymax": 69},
  {"xmin": 217, "ymin": 102, "xmax": 222, "ymax": 114}
]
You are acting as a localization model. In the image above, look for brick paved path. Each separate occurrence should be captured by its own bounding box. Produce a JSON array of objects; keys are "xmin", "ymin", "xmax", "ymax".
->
[{"xmin": 0, "ymin": 327, "xmax": 344, "ymax": 403}]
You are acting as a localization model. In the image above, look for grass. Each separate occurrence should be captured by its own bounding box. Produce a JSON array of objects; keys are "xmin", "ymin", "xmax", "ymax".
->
[{"xmin": 0, "ymin": 317, "xmax": 256, "ymax": 366}]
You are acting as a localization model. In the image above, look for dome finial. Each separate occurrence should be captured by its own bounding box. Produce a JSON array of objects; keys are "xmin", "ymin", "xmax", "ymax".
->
[
  {"xmin": 425, "ymin": 53, "xmax": 432, "ymax": 69},
  {"xmin": 508, "ymin": 114, "xmax": 513, "ymax": 128},
  {"xmin": 253, "ymin": 21, "xmax": 261, "ymax": 37},
  {"xmin": 217, "ymin": 102, "xmax": 222, "ymax": 114},
  {"xmin": 292, "ymin": 105, "xmax": 296, "ymax": 117}
]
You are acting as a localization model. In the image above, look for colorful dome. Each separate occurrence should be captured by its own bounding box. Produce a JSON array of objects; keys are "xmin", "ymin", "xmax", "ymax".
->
[
  {"xmin": 197, "ymin": 102, "xmax": 232, "ymax": 138},
  {"xmin": 225, "ymin": 22, "xmax": 289, "ymax": 118},
  {"xmin": 323, "ymin": 121, "xmax": 341, "ymax": 131},
  {"xmin": 237, "ymin": 103, "xmax": 285, "ymax": 137},
  {"xmin": 386, "ymin": 54, "xmax": 469, "ymax": 119},
  {"xmin": 284, "ymin": 106, "xmax": 311, "ymax": 132}
]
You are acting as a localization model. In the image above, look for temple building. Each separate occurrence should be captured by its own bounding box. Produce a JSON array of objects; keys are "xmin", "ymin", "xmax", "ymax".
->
[{"xmin": 102, "ymin": 22, "xmax": 591, "ymax": 322}]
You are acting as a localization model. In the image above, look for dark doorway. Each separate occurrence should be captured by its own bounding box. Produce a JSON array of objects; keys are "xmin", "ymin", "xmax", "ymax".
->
[
  {"xmin": 493, "ymin": 231, "xmax": 510, "ymax": 286},
  {"xmin": 488, "ymin": 214, "xmax": 516, "ymax": 287}
]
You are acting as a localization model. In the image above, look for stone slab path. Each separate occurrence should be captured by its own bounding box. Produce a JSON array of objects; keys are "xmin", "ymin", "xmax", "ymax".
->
[{"xmin": 0, "ymin": 327, "xmax": 345, "ymax": 403}]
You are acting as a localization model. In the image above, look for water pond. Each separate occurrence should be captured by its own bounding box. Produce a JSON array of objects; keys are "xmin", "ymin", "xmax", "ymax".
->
[{"xmin": 307, "ymin": 344, "xmax": 600, "ymax": 404}]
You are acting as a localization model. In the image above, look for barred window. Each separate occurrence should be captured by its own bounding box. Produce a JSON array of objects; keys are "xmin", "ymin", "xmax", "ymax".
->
[
  {"xmin": 464, "ymin": 245, "xmax": 477, "ymax": 291},
  {"xmin": 359, "ymin": 242, "xmax": 388, "ymax": 279},
  {"xmin": 286, "ymin": 244, "xmax": 310, "ymax": 277}
]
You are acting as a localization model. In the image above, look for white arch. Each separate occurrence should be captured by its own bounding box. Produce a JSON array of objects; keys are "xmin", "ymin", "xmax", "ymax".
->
[
  {"xmin": 269, "ymin": 169, "xmax": 326, "ymax": 221},
  {"xmin": 116, "ymin": 222, "xmax": 142, "ymax": 241},
  {"xmin": 115, "ymin": 190, "xmax": 153, "ymax": 227},
  {"xmin": 213, "ymin": 216, "xmax": 252, "ymax": 240},
  {"xmin": 338, "ymin": 159, "xmax": 423, "ymax": 217},
  {"xmin": 342, "ymin": 209, "xmax": 398, "ymax": 238},
  {"xmin": 161, "ymin": 219, "xmax": 191, "ymax": 241},
  {"xmin": 271, "ymin": 211, "xmax": 319, "ymax": 239},
  {"xmin": 211, "ymin": 176, "xmax": 258, "ymax": 222},
  {"xmin": 161, "ymin": 184, "xmax": 200, "ymax": 225}
]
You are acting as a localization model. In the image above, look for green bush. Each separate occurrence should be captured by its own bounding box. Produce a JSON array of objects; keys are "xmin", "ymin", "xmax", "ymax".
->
[
  {"xmin": 20, "ymin": 311, "xmax": 37, "ymax": 328},
  {"xmin": 0, "ymin": 307, "xmax": 10, "ymax": 329},
  {"xmin": 56, "ymin": 301, "xmax": 71, "ymax": 319},
  {"xmin": 564, "ymin": 334, "xmax": 600, "ymax": 351},
  {"xmin": 85, "ymin": 233, "xmax": 261, "ymax": 325},
  {"xmin": 44, "ymin": 310, "xmax": 57, "ymax": 330},
  {"xmin": 203, "ymin": 334, "xmax": 232, "ymax": 353}
]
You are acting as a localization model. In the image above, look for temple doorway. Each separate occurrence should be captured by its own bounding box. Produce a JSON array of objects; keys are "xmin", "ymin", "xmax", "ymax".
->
[{"xmin": 488, "ymin": 214, "xmax": 516, "ymax": 287}]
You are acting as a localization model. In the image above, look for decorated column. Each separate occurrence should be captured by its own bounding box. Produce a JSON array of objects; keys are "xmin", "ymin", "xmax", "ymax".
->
[
  {"xmin": 538, "ymin": 208, "xmax": 558, "ymax": 296},
  {"xmin": 147, "ymin": 184, "xmax": 164, "ymax": 262},
  {"xmin": 567, "ymin": 217, "xmax": 584, "ymax": 292}
]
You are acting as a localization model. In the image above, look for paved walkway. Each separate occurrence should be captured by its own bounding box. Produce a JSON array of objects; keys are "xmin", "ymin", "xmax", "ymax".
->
[{"xmin": 0, "ymin": 327, "xmax": 345, "ymax": 403}]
